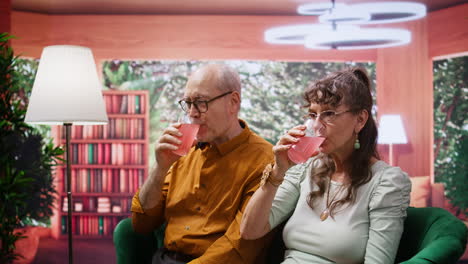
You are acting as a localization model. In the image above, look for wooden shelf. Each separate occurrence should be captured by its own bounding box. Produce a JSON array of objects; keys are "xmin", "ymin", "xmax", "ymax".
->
[
  {"xmin": 107, "ymin": 113, "xmax": 146, "ymax": 119},
  {"xmin": 62, "ymin": 139, "xmax": 147, "ymax": 144},
  {"xmin": 61, "ymin": 193, "xmax": 134, "ymax": 197},
  {"xmin": 65, "ymin": 212, "xmax": 131, "ymax": 217},
  {"xmin": 58, "ymin": 235, "xmax": 114, "ymax": 240},
  {"xmin": 67, "ymin": 164, "xmax": 146, "ymax": 169},
  {"xmin": 102, "ymin": 90, "xmax": 146, "ymax": 95}
]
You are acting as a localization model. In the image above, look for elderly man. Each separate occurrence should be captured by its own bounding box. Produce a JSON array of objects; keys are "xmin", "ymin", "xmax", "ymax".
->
[{"xmin": 130, "ymin": 64, "xmax": 274, "ymax": 264}]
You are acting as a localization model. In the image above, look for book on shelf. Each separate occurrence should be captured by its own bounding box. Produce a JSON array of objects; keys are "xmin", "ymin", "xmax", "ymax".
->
[
  {"xmin": 62, "ymin": 168, "xmax": 144, "ymax": 193},
  {"xmin": 62, "ymin": 197, "xmax": 68, "ymax": 212},
  {"xmin": 74, "ymin": 201, "xmax": 83, "ymax": 212},
  {"xmin": 104, "ymin": 93, "xmax": 145, "ymax": 114},
  {"xmin": 112, "ymin": 205, "xmax": 122, "ymax": 213},
  {"xmin": 63, "ymin": 119, "xmax": 145, "ymax": 140},
  {"xmin": 97, "ymin": 197, "xmax": 111, "ymax": 213}
]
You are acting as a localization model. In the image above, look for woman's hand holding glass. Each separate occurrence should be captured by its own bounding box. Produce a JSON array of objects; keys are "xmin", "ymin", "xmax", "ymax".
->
[
  {"xmin": 273, "ymin": 119, "xmax": 324, "ymax": 177},
  {"xmin": 273, "ymin": 125, "xmax": 307, "ymax": 176}
]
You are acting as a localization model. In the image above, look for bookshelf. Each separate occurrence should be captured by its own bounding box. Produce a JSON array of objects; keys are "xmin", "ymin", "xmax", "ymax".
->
[{"xmin": 50, "ymin": 90, "xmax": 149, "ymax": 239}]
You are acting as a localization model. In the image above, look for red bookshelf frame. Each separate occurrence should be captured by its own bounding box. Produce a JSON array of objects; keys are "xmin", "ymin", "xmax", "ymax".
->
[{"xmin": 50, "ymin": 90, "xmax": 149, "ymax": 239}]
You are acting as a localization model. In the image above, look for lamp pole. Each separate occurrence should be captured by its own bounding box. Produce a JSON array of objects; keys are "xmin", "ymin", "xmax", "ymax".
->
[
  {"xmin": 389, "ymin": 142, "xmax": 394, "ymax": 166},
  {"xmin": 65, "ymin": 123, "xmax": 73, "ymax": 264}
]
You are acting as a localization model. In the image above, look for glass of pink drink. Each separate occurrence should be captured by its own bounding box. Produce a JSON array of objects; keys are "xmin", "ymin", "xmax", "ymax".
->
[
  {"xmin": 172, "ymin": 116, "xmax": 200, "ymax": 156},
  {"xmin": 287, "ymin": 119, "xmax": 325, "ymax": 164}
]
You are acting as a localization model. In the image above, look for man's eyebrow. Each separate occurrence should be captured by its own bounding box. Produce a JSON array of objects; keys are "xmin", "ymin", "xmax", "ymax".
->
[{"xmin": 183, "ymin": 95, "xmax": 209, "ymax": 100}]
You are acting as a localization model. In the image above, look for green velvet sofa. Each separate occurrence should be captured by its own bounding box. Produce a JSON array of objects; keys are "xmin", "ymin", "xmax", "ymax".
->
[{"xmin": 114, "ymin": 207, "xmax": 467, "ymax": 263}]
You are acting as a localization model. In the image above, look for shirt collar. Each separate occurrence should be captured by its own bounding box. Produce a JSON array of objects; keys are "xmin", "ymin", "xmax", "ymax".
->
[{"xmin": 198, "ymin": 119, "xmax": 250, "ymax": 156}]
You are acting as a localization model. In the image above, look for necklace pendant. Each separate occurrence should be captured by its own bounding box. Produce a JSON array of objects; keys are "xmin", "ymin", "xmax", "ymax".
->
[{"xmin": 320, "ymin": 210, "xmax": 329, "ymax": 221}]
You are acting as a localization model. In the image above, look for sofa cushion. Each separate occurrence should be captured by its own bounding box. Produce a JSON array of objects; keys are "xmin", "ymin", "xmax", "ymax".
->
[{"xmin": 410, "ymin": 176, "xmax": 431, "ymax": 207}]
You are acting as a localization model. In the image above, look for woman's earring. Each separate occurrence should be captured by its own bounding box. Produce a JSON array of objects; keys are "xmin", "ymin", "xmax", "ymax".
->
[{"xmin": 354, "ymin": 138, "xmax": 361, "ymax": 150}]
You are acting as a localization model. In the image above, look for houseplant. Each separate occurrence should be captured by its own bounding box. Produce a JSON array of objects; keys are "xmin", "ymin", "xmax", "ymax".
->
[
  {"xmin": 0, "ymin": 33, "xmax": 63, "ymax": 263},
  {"xmin": 433, "ymin": 56, "xmax": 468, "ymax": 218}
]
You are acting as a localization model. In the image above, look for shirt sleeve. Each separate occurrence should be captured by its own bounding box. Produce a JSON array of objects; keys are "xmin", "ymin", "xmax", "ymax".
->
[
  {"xmin": 130, "ymin": 171, "xmax": 170, "ymax": 234},
  {"xmin": 268, "ymin": 161, "xmax": 310, "ymax": 229},
  {"xmin": 364, "ymin": 166, "xmax": 412, "ymax": 264},
  {"xmin": 188, "ymin": 160, "xmax": 275, "ymax": 264}
]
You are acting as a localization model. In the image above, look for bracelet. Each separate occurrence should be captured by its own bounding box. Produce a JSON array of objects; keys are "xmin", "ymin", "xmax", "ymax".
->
[{"xmin": 260, "ymin": 163, "xmax": 284, "ymax": 188}]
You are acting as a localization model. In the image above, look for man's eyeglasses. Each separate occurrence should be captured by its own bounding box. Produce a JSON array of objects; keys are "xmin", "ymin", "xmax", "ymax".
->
[
  {"xmin": 178, "ymin": 91, "xmax": 233, "ymax": 113},
  {"xmin": 305, "ymin": 109, "xmax": 353, "ymax": 124}
]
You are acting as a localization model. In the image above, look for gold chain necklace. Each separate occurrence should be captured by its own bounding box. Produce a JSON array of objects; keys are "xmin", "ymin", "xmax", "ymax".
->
[{"xmin": 320, "ymin": 179, "xmax": 343, "ymax": 221}]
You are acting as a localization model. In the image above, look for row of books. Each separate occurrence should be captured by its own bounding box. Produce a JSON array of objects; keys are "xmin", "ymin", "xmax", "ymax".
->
[
  {"xmin": 61, "ymin": 118, "xmax": 145, "ymax": 140},
  {"xmin": 61, "ymin": 215, "xmax": 126, "ymax": 236},
  {"xmin": 104, "ymin": 94, "xmax": 146, "ymax": 114},
  {"xmin": 62, "ymin": 168, "xmax": 145, "ymax": 193},
  {"xmin": 62, "ymin": 197, "xmax": 131, "ymax": 213},
  {"xmin": 70, "ymin": 143, "xmax": 145, "ymax": 165}
]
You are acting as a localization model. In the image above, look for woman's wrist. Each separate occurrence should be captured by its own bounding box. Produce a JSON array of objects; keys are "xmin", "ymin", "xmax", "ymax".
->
[
  {"xmin": 260, "ymin": 163, "xmax": 285, "ymax": 188},
  {"xmin": 272, "ymin": 164, "xmax": 287, "ymax": 181}
]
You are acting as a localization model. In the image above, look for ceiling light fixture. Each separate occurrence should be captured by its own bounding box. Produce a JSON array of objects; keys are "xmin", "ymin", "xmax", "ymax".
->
[
  {"xmin": 305, "ymin": 27, "xmax": 411, "ymax": 50},
  {"xmin": 265, "ymin": 1, "xmax": 426, "ymax": 50},
  {"xmin": 297, "ymin": 3, "xmax": 345, "ymax": 15},
  {"xmin": 265, "ymin": 24, "xmax": 358, "ymax": 45},
  {"xmin": 318, "ymin": 6, "xmax": 371, "ymax": 24},
  {"xmin": 352, "ymin": 2, "xmax": 427, "ymax": 24}
]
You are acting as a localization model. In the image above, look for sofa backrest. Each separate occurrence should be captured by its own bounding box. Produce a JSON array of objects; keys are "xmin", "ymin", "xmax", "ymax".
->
[
  {"xmin": 409, "ymin": 176, "xmax": 445, "ymax": 208},
  {"xmin": 410, "ymin": 176, "xmax": 431, "ymax": 207}
]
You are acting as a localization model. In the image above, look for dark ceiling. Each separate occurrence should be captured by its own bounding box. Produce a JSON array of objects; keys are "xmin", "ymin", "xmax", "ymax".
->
[{"xmin": 11, "ymin": 0, "xmax": 468, "ymax": 15}]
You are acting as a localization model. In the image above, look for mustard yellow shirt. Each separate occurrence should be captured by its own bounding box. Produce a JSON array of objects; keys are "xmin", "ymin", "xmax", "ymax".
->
[{"xmin": 131, "ymin": 120, "xmax": 274, "ymax": 264}]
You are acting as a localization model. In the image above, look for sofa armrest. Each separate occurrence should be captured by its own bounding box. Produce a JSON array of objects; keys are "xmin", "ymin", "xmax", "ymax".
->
[
  {"xmin": 396, "ymin": 207, "xmax": 468, "ymax": 264},
  {"xmin": 400, "ymin": 237, "xmax": 466, "ymax": 264}
]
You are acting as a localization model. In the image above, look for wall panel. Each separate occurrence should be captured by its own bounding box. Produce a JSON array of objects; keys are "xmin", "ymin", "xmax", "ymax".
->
[
  {"xmin": 12, "ymin": 12, "xmax": 375, "ymax": 61},
  {"xmin": 429, "ymin": 3, "xmax": 468, "ymax": 59},
  {"xmin": 377, "ymin": 19, "xmax": 432, "ymax": 177},
  {"xmin": 0, "ymin": 0, "xmax": 11, "ymax": 33}
]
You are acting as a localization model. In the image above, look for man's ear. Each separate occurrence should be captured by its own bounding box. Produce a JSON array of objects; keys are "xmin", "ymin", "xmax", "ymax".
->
[
  {"xmin": 230, "ymin": 91, "xmax": 241, "ymax": 113},
  {"xmin": 355, "ymin": 109, "xmax": 369, "ymax": 133}
]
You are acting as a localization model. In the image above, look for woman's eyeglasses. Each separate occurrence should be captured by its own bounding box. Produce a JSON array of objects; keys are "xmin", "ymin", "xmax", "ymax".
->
[{"xmin": 305, "ymin": 109, "xmax": 353, "ymax": 123}]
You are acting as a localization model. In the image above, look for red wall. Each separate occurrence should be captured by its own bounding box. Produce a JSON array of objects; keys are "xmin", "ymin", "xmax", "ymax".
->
[{"xmin": 0, "ymin": 0, "xmax": 11, "ymax": 33}]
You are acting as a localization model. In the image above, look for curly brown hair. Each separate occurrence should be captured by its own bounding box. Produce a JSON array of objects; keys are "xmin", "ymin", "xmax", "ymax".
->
[{"xmin": 303, "ymin": 67, "xmax": 380, "ymax": 217}]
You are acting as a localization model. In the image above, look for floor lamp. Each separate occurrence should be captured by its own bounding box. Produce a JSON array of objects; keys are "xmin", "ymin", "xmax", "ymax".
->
[
  {"xmin": 25, "ymin": 45, "xmax": 108, "ymax": 264},
  {"xmin": 378, "ymin": 114, "xmax": 407, "ymax": 166}
]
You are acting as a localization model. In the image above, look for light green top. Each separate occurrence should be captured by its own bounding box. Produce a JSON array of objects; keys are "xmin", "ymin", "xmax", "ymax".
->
[{"xmin": 269, "ymin": 159, "xmax": 411, "ymax": 264}]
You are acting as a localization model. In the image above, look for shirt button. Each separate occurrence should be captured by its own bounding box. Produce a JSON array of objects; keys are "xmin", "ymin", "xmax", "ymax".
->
[{"xmin": 185, "ymin": 226, "xmax": 190, "ymax": 230}]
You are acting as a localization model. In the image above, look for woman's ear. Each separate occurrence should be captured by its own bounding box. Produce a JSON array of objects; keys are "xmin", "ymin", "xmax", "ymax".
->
[{"xmin": 355, "ymin": 109, "xmax": 369, "ymax": 133}]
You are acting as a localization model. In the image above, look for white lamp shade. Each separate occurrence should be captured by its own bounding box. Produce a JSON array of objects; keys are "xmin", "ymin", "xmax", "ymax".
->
[
  {"xmin": 378, "ymin": 114, "xmax": 407, "ymax": 144},
  {"xmin": 25, "ymin": 45, "xmax": 108, "ymax": 125}
]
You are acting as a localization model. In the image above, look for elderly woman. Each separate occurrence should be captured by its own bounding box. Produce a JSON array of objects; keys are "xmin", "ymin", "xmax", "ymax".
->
[{"xmin": 240, "ymin": 68, "xmax": 411, "ymax": 264}]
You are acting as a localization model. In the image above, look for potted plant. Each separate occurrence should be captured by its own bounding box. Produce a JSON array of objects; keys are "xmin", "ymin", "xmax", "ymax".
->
[{"xmin": 0, "ymin": 33, "xmax": 63, "ymax": 263}]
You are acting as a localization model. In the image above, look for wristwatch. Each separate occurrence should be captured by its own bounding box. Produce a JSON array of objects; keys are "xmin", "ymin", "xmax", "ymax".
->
[{"xmin": 260, "ymin": 163, "xmax": 284, "ymax": 187}]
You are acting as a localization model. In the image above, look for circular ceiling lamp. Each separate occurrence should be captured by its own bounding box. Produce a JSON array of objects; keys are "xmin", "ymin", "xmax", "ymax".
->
[
  {"xmin": 305, "ymin": 27, "xmax": 411, "ymax": 50},
  {"xmin": 297, "ymin": 3, "xmax": 346, "ymax": 15},
  {"xmin": 264, "ymin": 1, "xmax": 425, "ymax": 50},
  {"xmin": 318, "ymin": 5, "xmax": 371, "ymax": 24},
  {"xmin": 265, "ymin": 24, "xmax": 334, "ymax": 44},
  {"xmin": 353, "ymin": 2, "xmax": 427, "ymax": 24}
]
